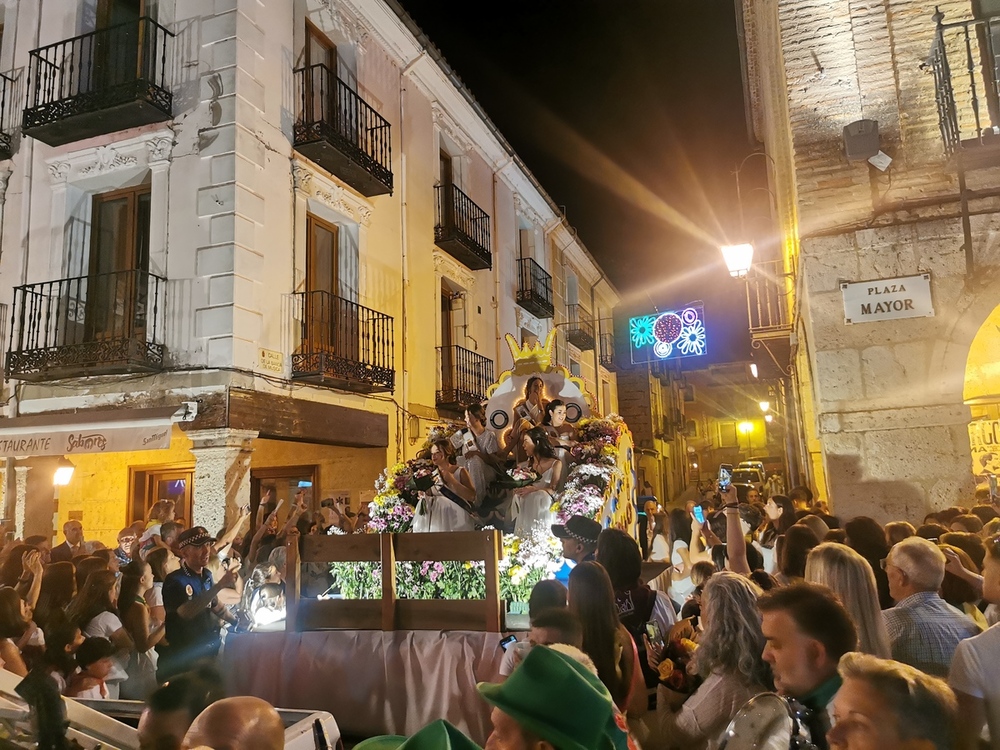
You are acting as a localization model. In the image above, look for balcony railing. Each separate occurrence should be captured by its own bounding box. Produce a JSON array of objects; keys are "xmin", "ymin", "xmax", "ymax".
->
[
  {"xmin": 436, "ymin": 345, "xmax": 494, "ymax": 411},
  {"xmin": 599, "ymin": 332, "xmax": 616, "ymax": 370},
  {"xmin": 0, "ymin": 74, "xmax": 14, "ymax": 160},
  {"xmin": 6, "ymin": 270, "xmax": 166, "ymax": 381},
  {"xmin": 292, "ymin": 290, "xmax": 394, "ymax": 393},
  {"xmin": 294, "ymin": 65, "xmax": 393, "ymax": 197},
  {"xmin": 565, "ymin": 304, "xmax": 596, "ymax": 351},
  {"xmin": 434, "ymin": 184, "xmax": 492, "ymax": 271},
  {"xmin": 23, "ymin": 17, "xmax": 174, "ymax": 146},
  {"xmin": 746, "ymin": 260, "xmax": 791, "ymax": 338},
  {"xmin": 516, "ymin": 257, "xmax": 554, "ymax": 319}
]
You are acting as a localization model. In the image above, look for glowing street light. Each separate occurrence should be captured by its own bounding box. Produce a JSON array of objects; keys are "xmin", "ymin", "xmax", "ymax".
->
[
  {"xmin": 765, "ymin": 414, "xmax": 774, "ymax": 423},
  {"xmin": 759, "ymin": 400, "xmax": 770, "ymax": 413},
  {"xmin": 721, "ymin": 243, "xmax": 754, "ymax": 278},
  {"xmin": 738, "ymin": 421, "xmax": 754, "ymax": 435},
  {"xmin": 749, "ymin": 363, "xmax": 759, "ymax": 378},
  {"xmin": 53, "ymin": 458, "xmax": 75, "ymax": 487}
]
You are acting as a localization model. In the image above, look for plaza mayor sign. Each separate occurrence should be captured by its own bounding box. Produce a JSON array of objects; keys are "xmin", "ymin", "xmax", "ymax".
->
[
  {"xmin": 840, "ymin": 273, "xmax": 934, "ymax": 325},
  {"xmin": 969, "ymin": 419, "xmax": 1000, "ymax": 476}
]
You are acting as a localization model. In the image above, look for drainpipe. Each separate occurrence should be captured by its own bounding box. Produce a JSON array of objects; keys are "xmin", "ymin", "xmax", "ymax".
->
[
  {"xmin": 589, "ymin": 272, "xmax": 605, "ymax": 414},
  {"xmin": 492, "ymin": 158, "xmax": 512, "ymax": 371}
]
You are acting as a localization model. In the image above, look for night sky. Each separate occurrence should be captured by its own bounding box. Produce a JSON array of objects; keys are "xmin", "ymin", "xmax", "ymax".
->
[{"xmin": 398, "ymin": 1, "xmax": 757, "ymax": 363}]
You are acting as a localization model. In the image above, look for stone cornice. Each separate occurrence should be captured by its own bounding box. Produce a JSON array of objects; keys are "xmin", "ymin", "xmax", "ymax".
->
[
  {"xmin": 44, "ymin": 129, "xmax": 175, "ymax": 184},
  {"xmin": 292, "ymin": 159, "xmax": 374, "ymax": 226}
]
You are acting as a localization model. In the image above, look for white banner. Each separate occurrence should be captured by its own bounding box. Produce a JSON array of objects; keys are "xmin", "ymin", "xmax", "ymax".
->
[{"xmin": 841, "ymin": 273, "xmax": 933, "ymax": 325}]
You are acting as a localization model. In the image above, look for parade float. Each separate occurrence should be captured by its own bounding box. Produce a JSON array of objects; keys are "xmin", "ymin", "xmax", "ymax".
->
[{"xmin": 330, "ymin": 330, "xmax": 638, "ymax": 603}]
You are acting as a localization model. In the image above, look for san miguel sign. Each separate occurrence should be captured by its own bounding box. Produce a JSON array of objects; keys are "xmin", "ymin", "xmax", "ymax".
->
[{"xmin": 841, "ymin": 273, "xmax": 934, "ymax": 325}]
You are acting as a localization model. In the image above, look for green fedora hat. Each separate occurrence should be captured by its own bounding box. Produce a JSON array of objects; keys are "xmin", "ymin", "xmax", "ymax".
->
[
  {"xmin": 477, "ymin": 646, "xmax": 615, "ymax": 750},
  {"xmin": 353, "ymin": 720, "xmax": 482, "ymax": 750}
]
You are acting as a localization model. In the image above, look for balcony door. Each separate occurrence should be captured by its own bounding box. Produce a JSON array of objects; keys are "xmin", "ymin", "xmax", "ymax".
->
[
  {"xmin": 305, "ymin": 215, "xmax": 358, "ymax": 362},
  {"xmin": 440, "ymin": 284, "xmax": 454, "ymax": 393},
  {"xmin": 86, "ymin": 186, "xmax": 151, "ymax": 344},
  {"xmin": 94, "ymin": 0, "xmax": 146, "ymax": 93}
]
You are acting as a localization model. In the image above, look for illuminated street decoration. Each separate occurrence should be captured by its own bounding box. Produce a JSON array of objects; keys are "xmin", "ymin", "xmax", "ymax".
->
[{"xmin": 629, "ymin": 304, "xmax": 707, "ymax": 363}]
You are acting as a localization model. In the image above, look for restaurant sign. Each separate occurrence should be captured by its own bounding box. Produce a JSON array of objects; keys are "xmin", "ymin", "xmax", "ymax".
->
[
  {"xmin": 0, "ymin": 418, "xmax": 174, "ymax": 457},
  {"xmin": 968, "ymin": 419, "xmax": 1000, "ymax": 476},
  {"xmin": 841, "ymin": 273, "xmax": 933, "ymax": 325}
]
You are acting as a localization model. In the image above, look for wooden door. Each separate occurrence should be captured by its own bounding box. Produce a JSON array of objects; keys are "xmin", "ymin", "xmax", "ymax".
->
[
  {"xmin": 87, "ymin": 186, "xmax": 151, "ymax": 343},
  {"xmin": 305, "ymin": 214, "xmax": 338, "ymax": 353},
  {"xmin": 95, "ymin": 0, "xmax": 145, "ymax": 90},
  {"xmin": 441, "ymin": 286, "xmax": 454, "ymax": 391},
  {"xmin": 304, "ymin": 21, "xmax": 337, "ymax": 125}
]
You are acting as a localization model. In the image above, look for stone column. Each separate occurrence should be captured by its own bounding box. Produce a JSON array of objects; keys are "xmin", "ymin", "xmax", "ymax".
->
[
  {"xmin": 14, "ymin": 466, "xmax": 30, "ymax": 540},
  {"xmin": 187, "ymin": 429, "xmax": 257, "ymax": 536}
]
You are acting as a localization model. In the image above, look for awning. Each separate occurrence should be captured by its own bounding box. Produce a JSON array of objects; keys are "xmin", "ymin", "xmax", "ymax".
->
[{"xmin": 0, "ymin": 405, "xmax": 188, "ymax": 457}]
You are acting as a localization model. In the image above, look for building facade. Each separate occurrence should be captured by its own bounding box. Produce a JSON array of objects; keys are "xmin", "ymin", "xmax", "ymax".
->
[
  {"xmin": 740, "ymin": 0, "xmax": 1000, "ymax": 520},
  {"xmin": 0, "ymin": 0, "xmax": 618, "ymax": 545}
]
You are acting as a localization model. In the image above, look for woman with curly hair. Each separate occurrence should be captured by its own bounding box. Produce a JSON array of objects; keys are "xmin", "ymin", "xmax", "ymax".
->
[
  {"xmin": 512, "ymin": 428, "xmax": 563, "ymax": 538},
  {"xmin": 645, "ymin": 572, "xmax": 771, "ymax": 749}
]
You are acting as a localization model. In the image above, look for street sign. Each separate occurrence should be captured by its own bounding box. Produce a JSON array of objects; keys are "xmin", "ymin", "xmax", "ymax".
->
[
  {"xmin": 969, "ymin": 419, "xmax": 1000, "ymax": 475},
  {"xmin": 841, "ymin": 273, "xmax": 933, "ymax": 325}
]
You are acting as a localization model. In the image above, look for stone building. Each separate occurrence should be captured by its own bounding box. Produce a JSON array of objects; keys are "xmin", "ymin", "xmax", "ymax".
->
[
  {"xmin": 0, "ymin": 0, "xmax": 618, "ymax": 544},
  {"xmin": 739, "ymin": 0, "xmax": 1000, "ymax": 520}
]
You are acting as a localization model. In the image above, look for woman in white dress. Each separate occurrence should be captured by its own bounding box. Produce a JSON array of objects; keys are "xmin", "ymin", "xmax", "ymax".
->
[
  {"xmin": 512, "ymin": 428, "xmax": 563, "ymax": 538},
  {"xmin": 118, "ymin": 559, "xmax": 165, "ymax": 699},
  {"xmin": 412, "ymin": 440, "xmax": 478, "ymax": 533},
  {"xmin": 453, "ymin": 403, "xmax": 500, "ymax": 505},
  {"xmin": 66, "ymin": 570, "xmax": 134, "ymax": 699}
]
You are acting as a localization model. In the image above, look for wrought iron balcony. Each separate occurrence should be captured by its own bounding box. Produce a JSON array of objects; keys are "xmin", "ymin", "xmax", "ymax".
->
[
  {"xmin": 599, "ymin": 332, "xmax": 616, "ymax": 371},
  {"xmin": 294, "ymin": 65, "xmax": 393, "ymax": 197},
  {"xmin": 746, "ymin": 259, "xmax": 792, "ymax": 379},
  {"xmin": 23, "ymin": 18, "xmax": 174, "ymax": 147},
  {"xmin": 0, "ymin": 74, "xmax": 14, "ymax": 160},
  {"xmin": 436, "ymin": 345, "xmax": 494, "ymax": 411},
  {"xmin": 516, "ymin": 257, "xmax": 554, "ymax": 319},
  {"xmin": 6, "ymin": 270, "xmax": 166, "ymax": 381},
  {"xmin": 565, "ymin": 304, "xmax": 596, "ymax": 351},
  {"xmin": 434, "ymin": 184, "xmax": 492, "ymax": 270},
  {"xmin": 292, "ymin": 290, "xmax": 394, "ymax": 393}
]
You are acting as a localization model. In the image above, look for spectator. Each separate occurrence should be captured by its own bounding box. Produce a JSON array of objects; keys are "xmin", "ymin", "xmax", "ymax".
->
[
  {"xmin": 498, "ymin": 608, "xmax": 584, "ymax": 679},
  {"xmin": 140, "ymin": 500, "xmax": 177, "ymax": 556},
  {"xmin": 648, "ymin": 513, "xmax": 670, "ymax": 563},
  {"xmin": 355, "ymin": 720, "xmax": 479, "ymax": 750},
  {"xmin": 882, "ymin": 536, "xmax": 979, "ymax": 677},
  {"xmin": 596, "ymin": 528, "xmax": 676, "ymax": 692},
  {"xmin": 841, "ymin": 517, "xmax": 890, "ymax": 609},
  {"xmin": 23, "ymin": 536, "xmax": 52, "ymax": 565},
  {"xmin": 885, "ymin": 521, "xmax": 916, "ymax": 546},
  {"xmin": 949, "ymin": 533, "xmax": 1000, "ymax": 750},
  {"xmin": 115, "ymin": 528, "xmax": 137, "ymax": 568},
  {"xmin": 33, "ymin": 561, "xmax": 77, "ymax": 631},
  {"xmin": 759, "ymin": 582, "xmax": 858, "ymax": 745},
  {"xmin": 829, "ymin": 652, "xmax": 957, "ymax": 750},
  {"xmin": 666, "ymin": 508, "xmax": 698, "ymax": 606},
  {"xmin": 645, "ymin": 572, "xmax": 771, "ymax": 750},
  {"xmin": 478, "ymin": 646, "xmax": 625, "ymax": 750},
  {"xmin": 970, "ymin": 504, "xmax": 999, "ymax": 526},
  {"xmin": 119, "ymin": 560, "xmax": 166, "ymax": 699},
  {"xmin": 567, "ymin": 561, "xmax": 639, "ymax": 711},
  {"xmin": 66, "ymin": 569, "xmax": 133, "ymax": 698},
  {"xmin": 39, "ymin": 610, "xmax": 84, "ymax": 693},
  {"xmin": 66, "ymin": 637, "xmax": 115, "ymax": 699},
  {"xmin": 939, "ymin": 544, "xmax": 988, "ymax": 631},
  {"xmin": 551, "ymin": 516, "xmax": 600, "ymax": 587},
  {"xmin": 528, "ymin": 578, "xmax": 567, "ymax": 614},
  {"xmin": 940, "ymin": 531, "xmax": 987, "ymax": 571},
  {"xmin": 951, "ymin": 514, "xmax": 984, "ymax": 535},
  {"xmin": 146, "ymin": 546, "xmax": 179, "ymax": 628},
  {"xmin": 788, "ymin": 486, "xmax": 813, "ymax": 511},
  {"xmin": 759, "ymin": 495, "xmax": 796, "ymax": 573},
  {"xmin": 915, "ymin": 522, "xmax": 949, "ymax": 541},
  {"xmin": 75, "ymin": 556, "xmax": 109, "ymax": 592},
  {"xmin": 160, "ymin": 527, "xmax": 238, "ymax": 681},
  {"xmin": 137, "ymin": 668, "xmax": 224, "ymax": 750},
  {"xmin": 183, "ymin": 696, "xmax": 285, "ymax": 750},
  {"xmin": 50, "ymin": 520, "xmax": 84, "ymax": 563},
  {"xmin": 796, "ymin": 514, "xmax": 830, "ymax": 542},
  {"xmin": 92, "ymin": 548, "xmax": 120, "ymax": 575},
  {"xmin": 0, "ymin": 586, "xmax": 31, "ymax": 676},
  {"xmin": 805, "ymin": 543, "xmax": 891, "ymax": 658},
  {"xmin": 775, "ymin": 525, "xmax": 820, "ymax": 584}
]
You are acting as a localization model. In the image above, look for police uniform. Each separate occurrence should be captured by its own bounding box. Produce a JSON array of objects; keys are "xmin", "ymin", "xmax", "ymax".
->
[{"xmin": 159, "ymin": 528, "xmax": 224, "ymax": 680}]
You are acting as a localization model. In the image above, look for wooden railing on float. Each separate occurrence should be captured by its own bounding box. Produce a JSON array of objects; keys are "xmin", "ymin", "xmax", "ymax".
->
[{"xmin": 284, "ymin": 530, "xmax": 504, "ymax": 632}]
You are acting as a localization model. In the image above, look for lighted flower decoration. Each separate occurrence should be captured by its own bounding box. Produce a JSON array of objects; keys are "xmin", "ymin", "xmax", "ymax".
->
[
  {"xmin": 676, "ymin": 319, "xmax": 707, "ymax": 356},
  {"xmin": 630, "ymin": 316, "xmax": 656, "ymax": 348}
]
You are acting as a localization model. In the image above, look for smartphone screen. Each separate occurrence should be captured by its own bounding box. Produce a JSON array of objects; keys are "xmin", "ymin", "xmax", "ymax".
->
[
  {"xmin": 718, "ymin": 463, "xmax": 733, "ymax": 490},
  {"xmin": 692, "ymin": 505, "xmax": 706, "ymax": 524},
  {"xmin": 499, "ymin": 634, "xmax": 518, "ymax": 652},
  {"xmin": 644, "ymin": 620, "xmax": 664, "ymax": 650}
]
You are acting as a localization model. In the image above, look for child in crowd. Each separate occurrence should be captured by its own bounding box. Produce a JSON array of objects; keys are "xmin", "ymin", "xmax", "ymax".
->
[{"xmin": 65, "ymin": 637, "xmax": 115, "ymax": 700}]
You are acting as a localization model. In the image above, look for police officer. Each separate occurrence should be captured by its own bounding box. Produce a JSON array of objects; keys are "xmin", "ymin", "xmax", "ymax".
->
[{"xmin": 159, "ymin": 526, "xmax": 240, "ymax": 681}]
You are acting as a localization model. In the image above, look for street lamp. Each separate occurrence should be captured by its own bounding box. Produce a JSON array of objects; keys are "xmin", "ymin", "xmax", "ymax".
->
[
  {"xmin": 721, "ymin": 243, "xmax": 754, "ymax": 278},
  {"xmin": 737, "ymin": 421, "xmax": 754, "ymax": 435},
  {"xmin": 53, "ymin": 458, "xmax": 75, "ymax": 487},
  {"xmin": 759, "ymin": 400, "xmax": 770, "ymax": 413}
]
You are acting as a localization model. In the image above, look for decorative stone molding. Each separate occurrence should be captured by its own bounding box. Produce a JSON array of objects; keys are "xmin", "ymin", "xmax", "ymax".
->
[
  {"xmin": 513, "ymin": 194, "xmax": 543, "ymax": 229},
  {"xmin": 515, "ymin": 307, "xmax": 544, "ymax": 339},
  {"xmin": 146, "ymin": 137, "xmax": 173, "ymax": 164},
  {"xmin": 80, "ymin": 146, "xmax": 139, "ymax": 176},
  {"xmin": 0, "ymin": 169, "xmax": 11, "ymax": 205},
  {"xmin": 48, "ymin": 162, "xmax": 71, "ymax": 183},
  {"xmin": 433, "ymin": 249, "xmax": 476, "ymax": 291},
  {"xmin": 187, "ymin": 428, "xmax": 258, "ymax": 535},
  {"xmin": 293, "ymin": 159, "xmax": 374, "ymax": 224},
  {"xmin": 292, "ymin": 164, "xmax": 313, "ymax": 192},
  {"xmin": 432, "ymin": 103, "xmax": 474, "ymax": 154},
  {"xmin": 315, "ymin": 188, "xmax": 355, "ymax": 219},
  {"xmin": 358, "ymin": 206, "xmax": 372, "ymax": 227},
  {"xmin": 14, "ymin": 466, "xmax": 30, "ymax": 540}
]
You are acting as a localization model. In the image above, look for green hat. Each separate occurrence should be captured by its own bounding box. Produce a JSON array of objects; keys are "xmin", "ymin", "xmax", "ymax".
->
[
  {"xmin": 477, "ymin": 646, "xmax": 615, "ymax": 750},
  {"xmin": 353, "ymin": 720, "xmax": 482, "ymax": 750}
]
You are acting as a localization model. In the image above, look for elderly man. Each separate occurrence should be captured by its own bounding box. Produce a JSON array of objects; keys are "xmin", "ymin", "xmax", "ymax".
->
[
  {"xmin": 882, "ymin": 536, "xmax": 979, "ymax": 677},
  {"xmin": 160, "ymin": 527, "xmax": 239, "ymax": 681},
  {"xmin": 827, "ymin": 652, "xmax": 957, "ymax": 750},
  {"xmin": 759, "ymin": 582, "xmax": 858, "ymax": 749},
  {"xmin": 478, "ymin": 645, "xmax": 629, "ymax": 750},
  {"xmin": 183, "ymin": 696, "xmax": 284, "ymax": 750},
  {"xmin": 50, "ymin": 520, "xmax": 84, "ymax": 563}
]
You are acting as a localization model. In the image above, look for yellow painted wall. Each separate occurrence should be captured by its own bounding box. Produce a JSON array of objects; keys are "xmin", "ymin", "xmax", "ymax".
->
[
  {"xmin": 249, "ymin": 438, "xmax": 386, "ymax": 512},
  {"xmin": 53, "ymin": 426, "xmax": 195, "ymax": 548}
]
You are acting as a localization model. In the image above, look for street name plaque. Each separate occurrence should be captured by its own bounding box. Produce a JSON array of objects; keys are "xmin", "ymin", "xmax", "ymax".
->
[{"xmin": 841, "ymin": 273, "xmax": 933, "ymax": 325}]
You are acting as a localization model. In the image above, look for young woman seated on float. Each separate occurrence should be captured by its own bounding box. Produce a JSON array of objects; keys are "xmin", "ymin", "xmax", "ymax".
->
[
  {"xmin": 411, "ymin": 439, "xmax": 478, "ymax": 533},
  {"xmin": 511, "ymin": 428, "xmax": 563, "ymax": 538}
]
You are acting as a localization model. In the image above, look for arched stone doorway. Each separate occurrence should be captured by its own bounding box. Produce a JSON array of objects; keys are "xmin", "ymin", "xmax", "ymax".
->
[{"xmin": 964, "ymin": 300, "xmax": 1000, "ymax": 485}]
